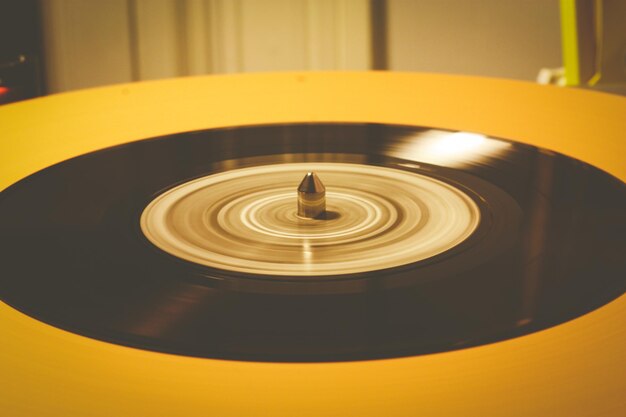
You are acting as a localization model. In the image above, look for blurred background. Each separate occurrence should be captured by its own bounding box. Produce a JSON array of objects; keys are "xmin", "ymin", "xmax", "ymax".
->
[{"xmin": 1, "ymin": 0, "xmax": 624, "ymax": 103}]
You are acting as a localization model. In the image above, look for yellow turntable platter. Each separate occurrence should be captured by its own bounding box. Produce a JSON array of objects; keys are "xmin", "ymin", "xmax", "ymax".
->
[{"xmin": 1, "ymin": 72, "xmax": 625, "ymax": 416}]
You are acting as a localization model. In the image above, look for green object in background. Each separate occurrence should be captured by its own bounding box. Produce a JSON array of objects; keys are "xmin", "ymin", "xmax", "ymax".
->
[
  {"xmin": 560, "ymin": 0, "xmax": 581, "ymax": 85},
  {"xmin": 559, "ymin": 0, "xmax": 626, "ymax": 88}
]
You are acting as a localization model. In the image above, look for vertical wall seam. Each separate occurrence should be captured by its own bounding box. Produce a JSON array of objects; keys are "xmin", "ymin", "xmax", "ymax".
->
[
  {"xmin": 235, "ymin": 0, "xmax": 243, "ymax": 72},
  {"xmin": 370, "ymin": 0, "xmax": 387, "ymax": 70},
  {"xmin": 204, "ymin": 0, "xmax": 213, "ymax": 73},
  {"xmin": 303, "ymin": 0, "xmax": 312, "ymax": 69},
  {"xmin": 175, "ymin": 0, "xmax": 189, "ymax": 76},
  {"xmin": 126, "ymin": 0, "xmax": 141, "ymax": 81}
]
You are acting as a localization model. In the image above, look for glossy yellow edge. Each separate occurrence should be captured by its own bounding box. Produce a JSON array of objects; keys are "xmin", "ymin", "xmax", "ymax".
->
[{"xmin": 1, "ymin": 72, "xmax": 625, "ymax": 416}]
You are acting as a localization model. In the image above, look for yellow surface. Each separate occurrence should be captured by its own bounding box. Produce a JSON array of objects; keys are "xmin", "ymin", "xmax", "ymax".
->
[{"xmin": 1, "ymin": 72, "xmax": 625, "ymax": 416}]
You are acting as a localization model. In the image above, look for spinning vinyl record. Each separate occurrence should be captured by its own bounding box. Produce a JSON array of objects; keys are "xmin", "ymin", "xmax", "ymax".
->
[
  {"xmin": 1, "ymin": 122, "xmax": 625, "ymax": 362},
  {"xmin": 1, "ymin": 73, "xmax": 625, "ymax": 416}
]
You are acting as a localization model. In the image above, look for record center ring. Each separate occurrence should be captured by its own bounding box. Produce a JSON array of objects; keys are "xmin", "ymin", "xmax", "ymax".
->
[
  {"xmin": 140, "ymin": 163, "xmax": 481, "ymax": 276},
  {"xmin": 233, "ymin": 190, "xmax": 392, "ymax": 240}
]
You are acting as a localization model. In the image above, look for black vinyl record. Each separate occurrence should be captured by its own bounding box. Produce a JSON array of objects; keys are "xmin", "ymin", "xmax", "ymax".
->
[{"xmin": 1, "ymin": 123, "xmax": 625, "ymax": 362}]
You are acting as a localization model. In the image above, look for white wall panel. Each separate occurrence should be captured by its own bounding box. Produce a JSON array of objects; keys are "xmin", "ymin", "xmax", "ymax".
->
[
  {"xmin": 133, "ymin": 0, "xmax": 183, "ymax": 80},
  {"xmin": 41, "ymin": 0, "xmax": 134, "ymax": 92},
  {"xmin": 42, "ymin": 0, "xmax": 371, "ymax": 93},
  {"xmin": 307, "ymin": 0, "xmax": 371, "ymax": 70},
  {"xmin": 41, "ymin": 0, "xmax": 562, "ymax": 92},
  {"xmin": 387, "ymin": 0, "xmax": 562, "ymax": 80},
  {"xmin": 239, "ymin": 0, "xmax": 308, "ymax": 72},
  {"xmin": 184, "ymin": 0, "xmax": 211, "ymax": 75},
  {"xmin": 206, "ymin": 0, "xmax": 244, "ymax": 73}
]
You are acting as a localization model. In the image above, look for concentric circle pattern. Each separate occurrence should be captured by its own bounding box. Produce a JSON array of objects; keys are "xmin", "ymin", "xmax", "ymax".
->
[{"xmin": 141, "ymin": 162, "xmax": 480, "ymax": 276}]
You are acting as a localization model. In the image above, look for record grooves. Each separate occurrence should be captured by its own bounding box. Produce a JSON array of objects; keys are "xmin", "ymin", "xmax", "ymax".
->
[{"xmin": 0, "ymin": 123, "xmax": 625, "ymax": 362}]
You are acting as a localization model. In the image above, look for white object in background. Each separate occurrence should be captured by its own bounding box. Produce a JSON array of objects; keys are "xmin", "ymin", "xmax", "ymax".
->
[{"xmin": 536, "ymin": 67, "xmax": 566, "ymax": 86}]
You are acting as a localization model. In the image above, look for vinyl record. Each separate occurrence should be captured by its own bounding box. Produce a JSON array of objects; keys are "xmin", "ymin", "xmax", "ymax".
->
[
  {"xmin": 1, "ymin": 122, "xmax": 625, "ymax": 363},
  {"xmin": 1, "ymin": 73, "xmax": 625, "ymax": 416}
]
